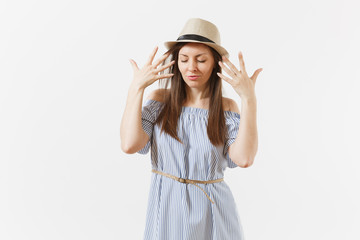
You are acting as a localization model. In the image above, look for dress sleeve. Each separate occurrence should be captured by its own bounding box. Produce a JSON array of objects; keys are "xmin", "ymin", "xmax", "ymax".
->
[
  {"xmin": 137, "ymin": 99, "xmax": 161, "ymax": 155},
  {"xmin": 223, "ymin": 112, "xmax": 241, "ymax": 168}
]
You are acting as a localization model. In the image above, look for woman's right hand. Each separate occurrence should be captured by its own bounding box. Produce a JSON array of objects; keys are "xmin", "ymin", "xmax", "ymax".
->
[{"xmin": 129, "ymin": 46, "xmax": 175, "ymax": 90}]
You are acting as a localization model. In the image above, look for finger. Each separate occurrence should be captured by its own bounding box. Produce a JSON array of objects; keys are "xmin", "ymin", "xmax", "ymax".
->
[
  {"xmin": 154, "ymin": 73, "xmax": 174, "ymax": 80},
  {"xmin": 217, "ymin": 72, "xmax": 234, "ymax": 85},
  {"xmin": 129, "ymin": 59, "xmax": 139, "ymax": 71},
  {"xmin": 153, "ymin": 52, "xmax": 171, "ymax": 68},
  {"xmin": 219, "ymin": 61, "xmax": 237, "ymax": 78},
  {"xmin": 146, "ymin": 46, "xmax": 159, "ymax": 66},
  {"xmin": 251, "ymin": 68, "xmax": 263, "ymax": 84},
  {"xmin": 156, "ymin": 60, "xmax": 175, "ymax": 73},
  {"xmin": 238, "ymin": 52, "xmax": 247, "ymax": 74},
  {"xmin": 222, "ymin": 56, "xmax": 242, "ymax": 76}
]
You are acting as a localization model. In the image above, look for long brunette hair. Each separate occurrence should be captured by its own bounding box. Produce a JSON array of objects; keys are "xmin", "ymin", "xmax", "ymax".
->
[{"xmin": 155, "ymin": 42, "xmax": 226, "ymax": 146}]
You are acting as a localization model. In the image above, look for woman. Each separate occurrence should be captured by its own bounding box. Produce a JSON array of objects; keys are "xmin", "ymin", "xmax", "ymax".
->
[{"xmin": 120, "ymin": 18, "xmax": 262, "ymax": 240}]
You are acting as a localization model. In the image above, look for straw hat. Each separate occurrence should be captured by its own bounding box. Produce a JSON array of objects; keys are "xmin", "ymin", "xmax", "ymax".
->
[{"xmin": 164, "ymin": 18, "xmax": 229, "ymax": 58}]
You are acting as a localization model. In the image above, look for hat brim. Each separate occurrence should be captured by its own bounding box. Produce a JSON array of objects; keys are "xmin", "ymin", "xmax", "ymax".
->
[{"xmin": 164, "ymin": 40, "xmax": 229, "ymax": 58}]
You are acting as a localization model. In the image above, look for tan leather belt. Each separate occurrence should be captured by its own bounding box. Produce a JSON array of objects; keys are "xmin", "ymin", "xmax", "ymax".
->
[{"xmin": 151, "ymin": 169, "xmax": 224, "ymax": 204}]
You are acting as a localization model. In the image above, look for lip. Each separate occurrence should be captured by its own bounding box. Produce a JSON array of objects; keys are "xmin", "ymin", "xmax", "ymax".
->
[{"xmin": 187, "ymin": 75, "xmax": 200, "ymax": 80}]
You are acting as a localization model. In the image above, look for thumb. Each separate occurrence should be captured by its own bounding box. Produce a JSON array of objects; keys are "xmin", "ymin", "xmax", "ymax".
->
[
  {"xmin": 251, "ymin": 68, "xmax": 263, "ymax": 84},
  {"xmin": 129, "ymin": 59, "xmax": 139, "ymax": 71}
]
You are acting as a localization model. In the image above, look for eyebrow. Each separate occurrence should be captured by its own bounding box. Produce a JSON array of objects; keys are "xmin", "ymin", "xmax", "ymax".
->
[{"xmin": 180, "ymin": 53, "xmax": 207, "ymax": 57}]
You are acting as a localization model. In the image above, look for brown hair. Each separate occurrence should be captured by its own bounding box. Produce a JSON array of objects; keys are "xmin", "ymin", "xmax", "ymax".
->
[{"xmin": 155, "ymin": 42, "xmax": 226, "ymax": 146}]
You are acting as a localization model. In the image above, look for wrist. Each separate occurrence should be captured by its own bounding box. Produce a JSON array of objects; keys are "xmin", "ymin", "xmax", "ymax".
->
[{"xmin": 129, "ymin": 82, "xmax": 146, "ymax": 94}]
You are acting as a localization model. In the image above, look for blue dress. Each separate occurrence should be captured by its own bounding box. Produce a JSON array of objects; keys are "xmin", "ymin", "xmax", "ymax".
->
[{"xmin": 138, "ymin": 99, "xmax": 245, "ymax": 240}]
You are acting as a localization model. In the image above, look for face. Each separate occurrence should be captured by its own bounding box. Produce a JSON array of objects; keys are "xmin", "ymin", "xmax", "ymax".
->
[{"xmin": 178, "ymin": 43, "xmax": 215, "ymax": 91}]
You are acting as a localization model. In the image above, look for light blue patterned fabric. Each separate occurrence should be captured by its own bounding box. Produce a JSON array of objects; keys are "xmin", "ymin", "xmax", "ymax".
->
[{"xmin": 138, "ymin": 99, "xmax": 245, "ymax": 240}]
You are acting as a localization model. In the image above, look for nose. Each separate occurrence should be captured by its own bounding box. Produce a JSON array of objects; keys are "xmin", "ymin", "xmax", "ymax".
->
[{"xmin": 188, "ymin": 60, "xmax": 198, "ymax": 72}]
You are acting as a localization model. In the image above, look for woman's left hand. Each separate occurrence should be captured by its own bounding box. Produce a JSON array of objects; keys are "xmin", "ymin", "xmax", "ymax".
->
[{"xmin": 217, "ymin": 52, "xmax": 262, "ymax": 101}]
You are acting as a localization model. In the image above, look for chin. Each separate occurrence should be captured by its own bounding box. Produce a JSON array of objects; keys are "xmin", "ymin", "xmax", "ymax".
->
[
  {"xmin": 184, "ymin": 81, "xmax": 204, "ymax": 89},
  {"xmin": 186, "ymin": 84, "xmax": 203, "ymax": 89}
]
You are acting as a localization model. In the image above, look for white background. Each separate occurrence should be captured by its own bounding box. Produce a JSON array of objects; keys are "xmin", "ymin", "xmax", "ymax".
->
[{"xmin": 1, "ymin": 0, "xmax": 359, "ymax": 239}]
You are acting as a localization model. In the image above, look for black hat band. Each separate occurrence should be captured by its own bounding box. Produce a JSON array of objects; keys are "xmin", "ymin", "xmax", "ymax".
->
[{"xmin": 177, "ymin": 34, "xmax": 215, "ymax": 44}]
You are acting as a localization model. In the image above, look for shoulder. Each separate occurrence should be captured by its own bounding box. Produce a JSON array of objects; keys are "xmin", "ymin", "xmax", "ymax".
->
[
  {"xmin": 223, "ymin": 97, "xmax": 240, "ymax": 114},
  {"xmin": 146, "ymin": 88, "xmax": 169, "ymax": 103}
]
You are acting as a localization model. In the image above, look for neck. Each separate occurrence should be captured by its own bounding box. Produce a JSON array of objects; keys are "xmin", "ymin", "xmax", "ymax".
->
[{"xmin": 184, "ymin": 85, "xmax": 210, "ymax": 107}]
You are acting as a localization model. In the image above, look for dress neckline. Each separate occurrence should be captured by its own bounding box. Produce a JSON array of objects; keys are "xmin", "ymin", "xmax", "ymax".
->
[{"xmin": 145, "ymin": 99, "xmax": 240, "ymax": 117}]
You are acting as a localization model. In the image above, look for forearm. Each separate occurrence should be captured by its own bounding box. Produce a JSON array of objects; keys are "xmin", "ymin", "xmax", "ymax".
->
[
  {"xmin": 229, "ymin": 98, "xmax": 258, "ymax": 167},
  {"xmin": 120, "ymin": 84, "xmax": 149, "ymax": 153}
]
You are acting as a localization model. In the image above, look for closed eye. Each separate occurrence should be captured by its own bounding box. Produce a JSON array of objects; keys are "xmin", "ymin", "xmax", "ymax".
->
[{"xmin": 180, "ymin": 60, "xmax": 206, "ymax": 63}]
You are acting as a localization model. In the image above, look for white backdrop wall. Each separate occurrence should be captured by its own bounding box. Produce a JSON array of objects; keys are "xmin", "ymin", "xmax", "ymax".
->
[{"xmin": 1, "ymin": 0, "xmax": 359, "ymax": 239}]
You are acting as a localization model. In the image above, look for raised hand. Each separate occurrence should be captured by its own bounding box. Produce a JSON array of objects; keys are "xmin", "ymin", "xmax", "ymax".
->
[
  {"xmin": 129, "ymin": 46, "xmax": 175, "ymax": 90},
  {"xmin": 217, "ymin": 51, "xmax": 262, "ymax": 101}
]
